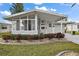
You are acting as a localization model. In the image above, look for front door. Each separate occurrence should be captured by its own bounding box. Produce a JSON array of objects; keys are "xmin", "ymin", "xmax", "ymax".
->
[{"xmin": 40, "ymin": 20, "xmax": 46, "ymax": 34}]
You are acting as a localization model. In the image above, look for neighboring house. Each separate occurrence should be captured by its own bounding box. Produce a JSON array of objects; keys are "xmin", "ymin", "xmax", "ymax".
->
[
  {"xmin": 0, "ymin": 20, "xmax": 12, "ymax": 33},
  {"xmin": 5, "ymin": 9, "xmax": 67, "ymax": 35},
  {"xmin": 66, "ymin": 22, "xmax": 79, "ymax": 32}
]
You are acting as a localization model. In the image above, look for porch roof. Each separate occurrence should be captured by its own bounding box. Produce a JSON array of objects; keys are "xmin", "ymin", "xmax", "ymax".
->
[
  {"xmin": 4, "ymin": 9, "xmax": 67, "ymax": 20},
  {"xmin": 0, "ymin": 19, "xmax": 12, "ymax": 25},
  {"xmin": 57, "ymin": 21, "xmax": 75, "ymax": 24}
]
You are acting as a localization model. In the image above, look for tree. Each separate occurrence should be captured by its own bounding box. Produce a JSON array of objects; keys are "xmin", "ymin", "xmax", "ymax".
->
[{"xmin": 10, "ymin": 3, "xmax": 24, "ymax": 14}]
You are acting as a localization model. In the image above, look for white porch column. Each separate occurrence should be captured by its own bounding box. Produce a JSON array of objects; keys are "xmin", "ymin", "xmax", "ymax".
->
[
  {"xmin": 60, "ymin": 22, "xmax": 63, "ymax": 33},
  {"xmin": 27, "ymin": 15, "xmax": 28, "ymax": 31},
  {"xmin": 71, "ymin": 24, "xmax": 73, "ymax": 34},
  {"xmin": 35, "ymin": 14, "xmax": 38, "ymax": 32},
  {"xmin": 11, "ymin": 19, "xmax": 16, "ymax": 31},
  {"xmin": 52, "ymin": 23, "xmax": 55, "ymax": 33},
  {"xmin": 45, "ymin": 20, "xmax": 47, "ymax": 34}
]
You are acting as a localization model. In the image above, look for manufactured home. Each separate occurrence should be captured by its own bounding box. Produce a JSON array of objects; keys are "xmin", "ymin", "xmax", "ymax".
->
[{"xmin": 5, "ymin": 9, "xmax": 67, "ymax": 35}]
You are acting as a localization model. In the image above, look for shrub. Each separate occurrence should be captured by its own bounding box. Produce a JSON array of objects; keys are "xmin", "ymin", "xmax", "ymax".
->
[
  {"xmin": 56, "ymin": 33, "xmax": 65, "ymax": 39},
  {"xmin": 44, "ymin": 34, "xmax": 48, "ymax": 38},
  {"xmin": 72, "ymin": 31, "xmax": 76, "ymax": 35},
  {"xmin": 39, "ymin": 33, "xmax": 44, "ymax": 39},
  {"xmin": 47, "ymin": 33, "xmax": 55, "ymax": 40},
  {"xmin": 15, "ymin": 35, "xmax": 21, "ymax": 42},
  {"xmin": 2, "ymin": 34, "xmax": 11, "ymax": 42},
  {"xmin": 27, "ymin": 35, "xmax": 34, "ymax": 41},
  {"xmin": 33, "ymin": 35, "xmax": 38, "ymax": 40},
  {"xmin": 21, "ymin": 35, "xmax": 28, "ymax": 40},
  {"xmin": 39, "ymin": 33, "xmax": 45, "ymax": 41}
]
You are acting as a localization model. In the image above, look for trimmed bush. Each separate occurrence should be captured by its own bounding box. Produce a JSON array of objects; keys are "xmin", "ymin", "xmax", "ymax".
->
[
  {"xmin": 33, "ymin": 35, "xmax": 38, "ymax": 40},
  {"xmin": 21, "ymin": 35, "xmax": 28, "ymax": 40},
  {"xmin": 44, "ymin": 34, "xmax": 48, "ymax": 38},
  {"xmin": 46, "ymin": 33, "xmax": 55, "ymax": 40},
  {"xmin": 39, "ymin": 33, "xmax": 44, "ymax": 41},
  {"xmin": 16, "ymin": 35, "xmax": 21, "ymax": 42},
  {"xmin": 56, "ymin": 33, "xmax": 65, "ymax": 39}
]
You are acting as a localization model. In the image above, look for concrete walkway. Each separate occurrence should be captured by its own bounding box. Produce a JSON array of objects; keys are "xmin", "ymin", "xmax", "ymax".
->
[{"xmin": 65, "ymin": 33, "xmax": 79, "ymax": 44}]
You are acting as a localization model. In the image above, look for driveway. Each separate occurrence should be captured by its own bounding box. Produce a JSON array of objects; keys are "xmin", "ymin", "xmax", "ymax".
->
[{"xmin": 65, "ymin": 33, "xmax": 79, "ymax": 44}]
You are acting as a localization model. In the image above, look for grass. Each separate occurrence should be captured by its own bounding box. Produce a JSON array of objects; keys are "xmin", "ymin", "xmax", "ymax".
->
[
  {"xmin": 0, "ymin": 42, "xmax": 79, "ymax": 56},
  {"xmin": 75, "ymin": 32, "xmax": 79, "ymax": 35}
]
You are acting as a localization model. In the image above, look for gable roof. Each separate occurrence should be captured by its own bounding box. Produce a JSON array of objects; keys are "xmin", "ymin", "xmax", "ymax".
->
[{"xmin": 4, "ymin": 9, "xmax": 67, "ymax": 19}]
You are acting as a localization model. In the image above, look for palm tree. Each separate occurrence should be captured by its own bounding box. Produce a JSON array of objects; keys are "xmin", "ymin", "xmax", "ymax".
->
[
  {"xmin": 71, "ymin": 3, "xmax": 76, "ymax": 7},
  {"xmin": 10, "ymin": 3, "xmax": 24, "ymax": 14}
]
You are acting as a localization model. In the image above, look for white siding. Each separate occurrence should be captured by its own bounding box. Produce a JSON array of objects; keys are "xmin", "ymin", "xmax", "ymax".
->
[
  {"xmin": 0, "ymin": 24, "xmax": 11, "ymax": 33},
  {"xmin": 40, "ymin": 20, "xmax": 65, "ymax": 34},
  {"xmin": 54, "ymin": 24, "xmax": 65, "ymax": 33}
]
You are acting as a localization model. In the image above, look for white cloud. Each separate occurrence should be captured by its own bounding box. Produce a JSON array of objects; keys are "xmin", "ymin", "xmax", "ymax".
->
[
  {"xmin": 33, "ymin": 3, "xmax": 43, "ymax": 5},
  {"xmin": 35, "ymin": 6, "xmax": 48, "ymax": 11},
  {"xmin": 26, "ymin": 8, "xmax": 30, "ymax": 10},
  {"xmin": 50, "ymin": 8, "xmax": 56, "ymax": 11},
  {"xmin": 35, "ymin": 6, "xmax": 57, "ymax": 12},
  {"xmin": 0, "ymin": 10, "xmax": 11, "ymax": 16}
]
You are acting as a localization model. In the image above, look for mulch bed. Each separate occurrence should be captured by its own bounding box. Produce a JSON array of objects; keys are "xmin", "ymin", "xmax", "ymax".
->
[{"xmin": 0, "ymin": 38, "xmax": 70, "ymax": 45}]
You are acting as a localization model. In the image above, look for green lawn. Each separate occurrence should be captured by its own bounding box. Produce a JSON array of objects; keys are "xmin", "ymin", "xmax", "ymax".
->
[
  {"xmin": 0, "ymin": 42, "xmax": 79, "ymax": 56},
  {"xmin": 66, "ymin": 31, "xmax": 79, "ymax": 35}
]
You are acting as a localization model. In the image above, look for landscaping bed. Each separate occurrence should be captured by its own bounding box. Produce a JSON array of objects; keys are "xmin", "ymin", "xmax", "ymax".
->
[
  {"xmin": 0, "ymin": 38, "xmax": 69, "ymax": 45},
  {"xmin": 2, "ymin": 32, "xmax": 65, "ymax": 43}
]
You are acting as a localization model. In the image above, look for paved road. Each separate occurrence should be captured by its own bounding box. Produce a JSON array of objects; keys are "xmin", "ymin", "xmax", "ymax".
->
[{"xmin": 65, "ymin": 33, "xmax": 79, "ymax": 44}]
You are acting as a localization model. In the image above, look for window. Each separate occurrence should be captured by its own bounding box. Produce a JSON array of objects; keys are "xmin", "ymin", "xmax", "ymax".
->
[
  {"xmin": 2, "ymin": 27, "xmax": 7, "ymax": 29},
  {"xmin": 22, "ymin": 20, "xmax": 35, "ymax": 31},
  {"xmin": 41, "ymin": 20, "xmax": 45, "ymax": 25},
  {"xmin": 77, "ymin": 25, "xmax": 79, "ymax": 29},
  {"xmin": 41, "ymin": 27, "xmax": 45, "ymax": 29},
  {"xmin": 49, "ymin": 23, "xmax": 52, "ymax": 27},
  {"xmin": 31, "ymin": 20, "xmax": 35, "ymax": 30},
  {"xmin": 16, "ymin": 20, "xmax": 20, "ymax": 30},
  {"xmin": 28, "ymin": 20, "xmax": 35, "ymax": 30},
  {"xmin": 22, "ymin": 20, "xmax": 27, "ymax": 30},
  {"xmin": 28, "ymin": 20, "xmax": 31, "ymax": 30},
  {"xmin": 41, "ymin": 20, "xmax": 44, "ymax": 23}
]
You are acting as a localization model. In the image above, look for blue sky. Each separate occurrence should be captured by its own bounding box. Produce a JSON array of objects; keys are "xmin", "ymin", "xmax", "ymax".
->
[{"xmin": 0, "ymin": 3, "xmax": 79, "ymax": 22}]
